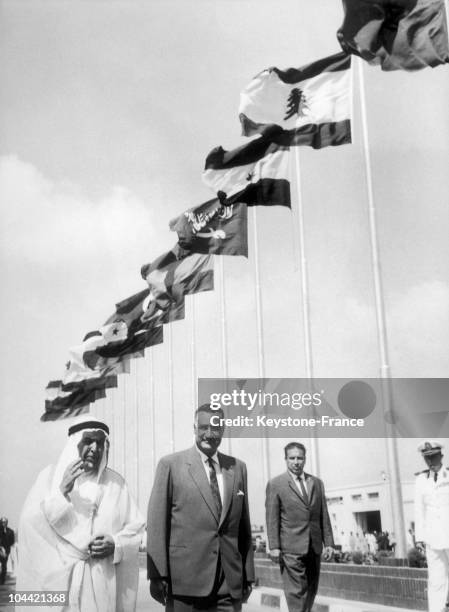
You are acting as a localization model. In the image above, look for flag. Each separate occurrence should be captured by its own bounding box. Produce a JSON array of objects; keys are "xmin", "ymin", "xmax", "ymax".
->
[
  {"xmin": 141, "ymin": 245, "xmax": 214, "ymax": 307},
  {"xmin": 169, "ymin": 198, "xmax": 248, "ymax": 257},
  {"xmin": 239, "ymin": 52, "xmax": 351, "ymax": 148},
  {"xmin": 203, "ymin": 133, "xmax": 291, "ymax": 207},
  {"xmin": 83, "ymin": 289, "xmax": 165, "ymax": 370},
  {"xmin": 43, "ymin": 286, "xmax": 167, "ymax": 418},
  {"xmin": 42, "ymin": 373, "xmax": 119, "ymax": 421},
  {"xmin": 337, "ymin": 0, "xmax": 449, "ymax": 71}
]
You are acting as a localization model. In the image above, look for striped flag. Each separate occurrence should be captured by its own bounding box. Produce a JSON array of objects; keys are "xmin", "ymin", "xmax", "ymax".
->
[
  {"xmin": 42, "ymin": 373, "xmax": 120, "ymax": 421},
  {"xmin": 169, "ymin": 198, "xmax": 248, "ymax": 257},
  {"xmin": 203, "ymin": 133, "xmax": 291, "ymax": 207},
  {"xmin": 337, "ymin": 0, "xmax": 449, "ymax": 71},
  {"xmin": 239, "ymin": 52, "xmax": 351, "ymax": 148},
  {"xmin": 81, "ymin": 289, "xmax": 164, "ymax": 371},
  {"xmin": 141, "ymin": 245, "xmax": 214, "ymax": 308},
  {"xmin": 42, "ymin": 287, "xmax": 166, "ymax": 419}
]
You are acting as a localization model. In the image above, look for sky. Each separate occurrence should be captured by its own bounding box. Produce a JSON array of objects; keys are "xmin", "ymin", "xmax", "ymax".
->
[{"xmin": 0, "ymin": 0, "xmax": 448, "ymax": 525}]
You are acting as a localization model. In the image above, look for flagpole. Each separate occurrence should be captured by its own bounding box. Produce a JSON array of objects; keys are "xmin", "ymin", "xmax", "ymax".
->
[
  {"xmin": 134, "ymin": 359, "xmax": 140, "ymax": 507},
  {"xmin": 292, "ymin": 146, "xmax": 320, "ymax": 478},
  {"xmin": 150, "ymin": 355, "xmax": 157, "ymax": 476},
  {"xmin": 167, "ymin": 324, "xmax": 175, "ymax": 452},
  {"xmin": 110, "ymin": 391, "xmax": 116, "ymax": 469},
  {"xmin": 122, "ymin": 375, "xmax": 127, "ymax": 481},
  {"xmin": 218, "ymin": 256, "xmax": 232, "ymax": 454},
  {"xmin": 191, "ymin": 294, "xmax": 198, "ymax": 412},
  {"xmin": 357, "ymin": 57, "xmax": 406, "ymax": 558},
  {"xmin": 252, "ymin": 207, "xmax": 270, "ymax": 483}
]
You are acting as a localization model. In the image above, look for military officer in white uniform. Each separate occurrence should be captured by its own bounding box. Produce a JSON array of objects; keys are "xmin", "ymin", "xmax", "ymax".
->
[{"xmin": 414, "ymin": 441, "xmax": 449, "ymax": 612}]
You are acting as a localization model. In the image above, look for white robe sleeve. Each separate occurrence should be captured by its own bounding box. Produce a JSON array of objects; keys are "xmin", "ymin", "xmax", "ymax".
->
[
  {"xmin": 42, "ymin": 488, "xmax": 78, "ymax": 533},
  {"xmin": 113, "ymin": 479, "xmax": 144, "ymax": 561}
]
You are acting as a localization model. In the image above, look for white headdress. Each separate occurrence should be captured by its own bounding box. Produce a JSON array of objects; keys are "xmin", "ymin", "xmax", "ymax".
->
[{"xmin": 50, "ymin": 415, "xmax": 110, "ymax": 514}]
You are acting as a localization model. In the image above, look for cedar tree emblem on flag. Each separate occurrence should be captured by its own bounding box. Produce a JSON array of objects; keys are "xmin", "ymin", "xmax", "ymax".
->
[
  {"xmin": 284, "ymin": 88, "xmax": 309, "ymax": 121},
  {"xmin": 239, "ymin": 52, "xmax": 352, "ymax": 148}
]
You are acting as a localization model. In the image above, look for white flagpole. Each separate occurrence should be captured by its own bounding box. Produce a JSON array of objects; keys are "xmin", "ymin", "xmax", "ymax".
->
[
  {"xmin": 292, "ymin": 146, "xmax": 320, "ymax": 477},
  {"xmin": 357, "ymin": 57, "xmax": 406, "ymax": 558},
  {"xmin": 167, "ymin": 324, "xmax": 175, "ymax": 452},
  {"xmin": 150, "ymin": 356, "xmax": 157, "ymax": 476},
  {"xmin": 134, "ymin": 359, "xmax": 140, "ymax": 507},
  {"xmin": 110, "ymin": 391, "xmax": 116, "ymax": 469},
  {"xmin": 190, "ymin": 295, "xmax": 198, "ymax": 411},
  {"xmin": 218, "ymin": 256, "xmax": 232, "ymax": 454},
  {"xmin": 122, "ymin": 375, "xmax": 127, "ymax": 481},
  {"xmin": 252, "ymin": 207, "xmax": 270, "ymax": 483}
]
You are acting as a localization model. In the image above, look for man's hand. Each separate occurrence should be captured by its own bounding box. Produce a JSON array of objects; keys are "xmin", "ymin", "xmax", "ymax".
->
[
  {"xmin": 242, "ymin": 581, "xmax": 253, "ymax": 603},
  {"xmin": 60, "ymin": 459, "xmax": 85, "ymax": 497},
  {"xmin": 322, "ymin": 546, "xmax": 334, "ymax": 561},
  {"xmin": 269, "ymin": 548, "xmax": 281, "ymax": 563},
  {"xmin": 88, "ymin": 534, "xmax": 115, "ymax": 559},
  {"xmin": 149, "ymin": 578, "xmax": 169, "ymax": 605}
]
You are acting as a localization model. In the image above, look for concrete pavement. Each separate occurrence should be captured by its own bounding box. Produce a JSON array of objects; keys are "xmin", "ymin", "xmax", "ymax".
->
[
  {"xmin": 0, "ymin": 570, "xmax": 423, "ymax": 612},
  {"xmin": 136, "ymin": 571, "xmax": 419, "ymax": 612}
]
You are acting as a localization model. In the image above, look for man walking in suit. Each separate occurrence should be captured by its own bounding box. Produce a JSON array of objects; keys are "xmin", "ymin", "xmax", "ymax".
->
[
  {"xmin": 265, "ymin": 442, "xmax": 334, "ymax": 612},
  {"xmin": 147, "ymin": 404, "xmax": 254, "ymax": 612}
]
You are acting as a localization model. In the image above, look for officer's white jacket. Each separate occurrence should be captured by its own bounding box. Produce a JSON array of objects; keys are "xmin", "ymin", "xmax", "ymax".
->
[{"xmin": 414, "ymin": 466, "xmax": 449, "ymax": 549}]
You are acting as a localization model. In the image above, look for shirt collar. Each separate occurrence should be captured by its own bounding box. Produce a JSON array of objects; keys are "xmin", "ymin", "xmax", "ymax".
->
[
  {"xmin": 428, "ymin": 466, "xmax": 447, "ymax": 479},
  {"xmin": 195, "ymin": 444, "xmax": 219, "ymax": 465},
  {"xmin": 288, "ymin": 469, "xmax": 306, "ymax": 481}
]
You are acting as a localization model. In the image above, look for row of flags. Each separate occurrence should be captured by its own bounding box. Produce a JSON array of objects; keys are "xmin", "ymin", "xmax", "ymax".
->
[
  {"xmin": 42, "ymin": 1, "xmax": 448, "ymax": 420},
  {"xmin": 338, "ymin": 0, "xmax": 449, "ymax": 71}
]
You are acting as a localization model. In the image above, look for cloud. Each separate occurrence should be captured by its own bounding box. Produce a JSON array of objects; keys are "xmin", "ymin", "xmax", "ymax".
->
[
  {"xmin": 388, "ymin": 280, "xmax": 449, "ymax": 376},
  {"xmin": 0, "ymin": 155, "xmax": 160, "ymax": 270},
  {"xmin": 335, "ymin": 281, "xmax": 449, "ymax": 377}
]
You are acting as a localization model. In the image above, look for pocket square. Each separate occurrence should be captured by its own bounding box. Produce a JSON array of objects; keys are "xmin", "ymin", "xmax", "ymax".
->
[{"xmin": 237, "ymin": 490, "xmax": 245, "ymax": 496}]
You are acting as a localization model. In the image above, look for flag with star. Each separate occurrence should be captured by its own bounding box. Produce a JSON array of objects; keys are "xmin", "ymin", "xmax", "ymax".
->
[
  {"xmin": 337, "ymin": 0, "xmax": 449, "ymax": 71},
  {"xmin": 239, "ymin": 52, "xmax": 351, "ymax": 148},
  {"xmin": 43, "ymin": 287, "xmax": 166, "ymax": 418},
  {"xmin": 169, "ymin": 197, "xmax": 248, "ymax": 257},
  {"xmin": 82, "ymin": 288, "xmax": 165, "ymax": 370},
  {"xmin": 203, "ymin": 131, "xmax": 291, "ymax": 207}
]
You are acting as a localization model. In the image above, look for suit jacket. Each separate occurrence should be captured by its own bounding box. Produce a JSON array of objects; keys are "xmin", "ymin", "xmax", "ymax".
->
[
  {"xmin": 147, "ymin": 446, "xmax": 255, "ymax": 598},
  {"xmin": 265, "ymin": 471, "xmax": 334, "ymax": 556},
  {"xmin": 0, "ymin": 526, "xmax": 14, "ymax": 555}
]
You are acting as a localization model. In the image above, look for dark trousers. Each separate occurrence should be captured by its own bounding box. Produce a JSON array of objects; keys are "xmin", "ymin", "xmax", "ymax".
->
[
  {"xmin": 0, "ymin": 555, "xmax": 8, "ymax": 584},
  {"xmin": 166, "ymin": 557, "xmax": 242, "ymax": 612},
  {"xmin": 166, "ymin": 593, "xmax": 241, "ymax": 612},
  {"xmin": 280, "ymin": 546, "xmax": 321, "ymax": 612}
]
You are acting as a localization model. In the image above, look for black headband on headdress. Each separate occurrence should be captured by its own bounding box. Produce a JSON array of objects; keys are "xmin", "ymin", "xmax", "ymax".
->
[{"xmin": 68, "ymin": 421, "xmax": 110, "ymax": 437}]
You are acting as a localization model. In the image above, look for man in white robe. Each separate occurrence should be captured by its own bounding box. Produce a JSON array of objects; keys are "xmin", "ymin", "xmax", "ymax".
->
[{"xmin": 16, "ymin": 417, "xmax": 145, "ymax": 612}]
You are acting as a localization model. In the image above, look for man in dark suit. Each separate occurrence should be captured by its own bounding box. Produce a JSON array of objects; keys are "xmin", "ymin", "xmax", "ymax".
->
[
  {"xmin": 265, "ymin": 442, "xmax": 334, "ymax": 612},
  {"xmin": 0, "ymin": 517, "xmax": 15, "ymax": 584},
  {"xmin": 147, "ymin": 404, "xmax": 254, "ymax": 612}
]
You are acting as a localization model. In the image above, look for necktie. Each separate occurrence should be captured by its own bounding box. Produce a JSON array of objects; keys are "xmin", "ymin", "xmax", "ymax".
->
[
  {"xmin": 297, "ymin": 476, "xmax": 309, "ymax": 505},
  {"xmin": 434, "ymin": 471, "xmax": 438, "ymax": 482},
  {"xmin": 207, "ymin": 457, "xmax": 222, "ymax": 516}
]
